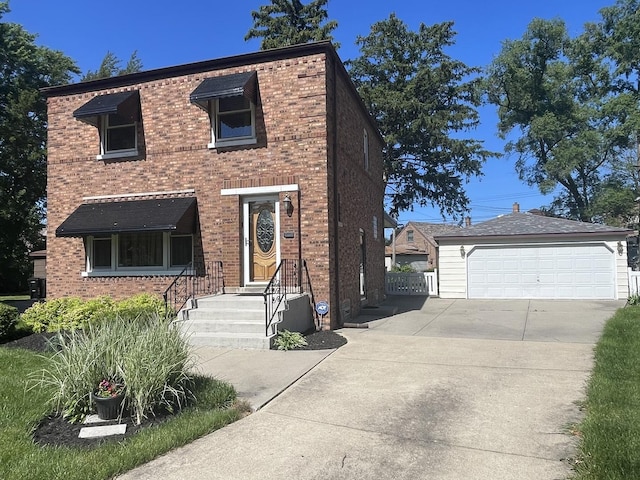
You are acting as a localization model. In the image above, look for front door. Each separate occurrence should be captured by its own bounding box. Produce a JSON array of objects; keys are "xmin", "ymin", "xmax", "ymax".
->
[{"xmin": 243, "ymin": 197, "xmax": 279, "ymax": 284}]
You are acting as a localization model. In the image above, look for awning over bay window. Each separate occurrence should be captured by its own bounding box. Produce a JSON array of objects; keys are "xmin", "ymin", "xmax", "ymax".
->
[
  {"xmin": 189, "ymin": 71, "xmax": 257, "ymax": 110},
  {"xmin": 73, "ymin": 90, "xmax": 140, "ymax": 127},
  {"xmin": 55, "ymin": 197, "xmax": 197, "ymax": 237}
]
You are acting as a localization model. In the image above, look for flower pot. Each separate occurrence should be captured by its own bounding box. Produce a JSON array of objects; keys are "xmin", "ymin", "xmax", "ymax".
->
[{"xmin": 93, "ymin": 393, "xmax": 124, "ymax": 420}]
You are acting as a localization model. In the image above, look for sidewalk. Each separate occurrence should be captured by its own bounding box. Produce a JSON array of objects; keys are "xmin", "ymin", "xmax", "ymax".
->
[{"xmin": 192, "ymin": 346, "xmax": 335, "ymax": 410}]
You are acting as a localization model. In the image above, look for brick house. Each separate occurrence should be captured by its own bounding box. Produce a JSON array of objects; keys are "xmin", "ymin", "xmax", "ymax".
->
[
  {"xmin": 43, "ymin": 41, "xmax": 385, "ymax": 331},
  {"xmin": 387, "ymin": 221, "xmax": 460, "ymax": 271}
]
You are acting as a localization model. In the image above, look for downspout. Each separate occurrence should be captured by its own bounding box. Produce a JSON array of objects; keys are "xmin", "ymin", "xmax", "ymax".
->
[{"xmin": 330, "ymin": 53, "xmax": 341, "ymax": 328}]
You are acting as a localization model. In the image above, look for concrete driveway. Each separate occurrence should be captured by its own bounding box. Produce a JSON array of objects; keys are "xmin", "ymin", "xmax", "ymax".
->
[
  {"xmin": 360, "ymin": 297, "xmax": 623, "ymax": 343},
  {"xmin": 118, "ymin": 298, "xmax": 623, "ymax": 480}
]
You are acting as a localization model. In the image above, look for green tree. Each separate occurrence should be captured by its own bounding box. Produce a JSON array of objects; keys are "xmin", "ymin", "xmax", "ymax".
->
[
  {"xmin": 0, "ymin": 2, "xmax": 78, "ymax": 291},
  {"xmin": 588, "ymin": 149, "xmax": 639, "ymax": 227},
  {"xmin": 245, "ymin": 0, "xmax": 338, "ymax": 50},
  {"xmin": 348, "ymin": 14, "xmax": 492, "ymax": 217},
  {"xmin": 81, "ymin": 50, "xmax": 142, "ymax": 81},
  {"xmin": 485, "ymin": 18, "xmax": 630, "ymax": 221}
]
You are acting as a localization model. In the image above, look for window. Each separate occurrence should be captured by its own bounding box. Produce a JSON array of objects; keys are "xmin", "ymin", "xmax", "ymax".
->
[
  {"xmin": 101, "ymin": 114, "xmax": 137, "ymax": 156},
  {"xmin": 372, "ymin": 216, "xmax": 378, "ymax": 240},
  {"xmin": 209, "ymin": 96, "xmax": 256, "ymax": 147},
  {"xmin": 72, "ymin": 90, "xmax": 141, "ymax": 160},
  {"xmin": 190, "ymin": 71, "xmax": 258, "ymax": 149},
  {"xmin": 407, "ymin": 230, "xmax": 414, "ymax": 243},
  {"xmin": 363, "ymin": 129, "xmax": 369, "ymax": 171},
  {"xmin": 85, "ymin": 232, "xmax": 193, "ymax": 275},
  {"xmin": 92, "ymin": 237, "xmax": 112, "ymax": 269},
  {"xmin": 118, "ymin": 232, "xmax": 163, "ymax": 268},
  {"xmin": 170, "ymin": 235, "xmax": 193, "ymax": 267}
]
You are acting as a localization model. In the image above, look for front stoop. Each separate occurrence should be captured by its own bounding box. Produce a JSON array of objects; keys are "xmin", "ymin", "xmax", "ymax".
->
[{"xmin": 173, "ymin": 294, "xmax": 275, "ymax": 349}]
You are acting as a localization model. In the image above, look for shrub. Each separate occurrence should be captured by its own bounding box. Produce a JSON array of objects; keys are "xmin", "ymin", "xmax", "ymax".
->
[
  {"xmin": 21, "ymin": 298, "xmax": 85, "ymax": 332},
  {"xmin": 31, "ymin": 313, "xmax": 195, "ymax": 424},
  {"xmin": 0, "ymin": 303, "xmax": 19, "ymax": 340},
  {"xmin": 273, "ymin": 329, "xmax": 308, "ymax": 351},
  {"xmin": 391, "ymin": 264, "xmax": 416, "ymax": 273},
  {"xmin": 115, "ymin": 293, "xmax": 167, "ymax": 319},
  {"xmin": 20, "ymin": 293, "xmax": 166, "ymax": 333}
]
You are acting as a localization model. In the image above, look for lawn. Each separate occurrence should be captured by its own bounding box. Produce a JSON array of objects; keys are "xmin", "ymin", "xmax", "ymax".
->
[
  {"xmin": 0, "ymin": 345, "xmax": 245, "ymax": 480},
  {"xmin": 0, "ymin": 294, "xmax": 30, "ymax": 301},
  {"xmin": 574, "ymin": 305, "xmax": 640, "ymax": 479}
]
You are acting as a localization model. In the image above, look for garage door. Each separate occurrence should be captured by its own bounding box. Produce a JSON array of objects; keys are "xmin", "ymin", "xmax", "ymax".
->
[{"xmin": 467, "ymin": 244, "xmax": 615, "ymax": 299}]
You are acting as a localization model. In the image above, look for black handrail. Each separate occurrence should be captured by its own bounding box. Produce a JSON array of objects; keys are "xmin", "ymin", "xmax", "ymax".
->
[
  {"xmin": 264, "ymin": 258, "xmax": 318, "ymax": 336},
  {"xmin": 302, "ymin": 260, "xmax": 320, "ymax": 331},
  {"xmin": 163, "ymin": 260, "xmax": 224, "ymax": 315}
]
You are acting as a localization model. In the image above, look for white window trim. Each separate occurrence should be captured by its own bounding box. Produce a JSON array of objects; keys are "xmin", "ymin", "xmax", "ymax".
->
[
  {"xmin": 82, "ymin": 232, "xmax": 193, "ymax": 277},
  {"xmin": 207, "ymin": 97, "xmax": 256, "ymax": 149},
  {"xmin": 97, "ymin": 114, "xmax": 138, "ymax": 160}
]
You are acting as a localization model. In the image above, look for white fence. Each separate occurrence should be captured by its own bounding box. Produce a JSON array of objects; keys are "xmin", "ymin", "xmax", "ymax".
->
[
  {"xmin": 629, "ymin": 268, "xmax": 640, "ymax": 296},
  {"xmin": 385, "ymin": 271, "xmax": 438, "ymax": 296}
]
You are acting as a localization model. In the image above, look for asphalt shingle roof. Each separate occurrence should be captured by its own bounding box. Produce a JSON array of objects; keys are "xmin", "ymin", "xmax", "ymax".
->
[{"xmin": 434, "ymin": 212, "xmax": 632, "ymax": 240}]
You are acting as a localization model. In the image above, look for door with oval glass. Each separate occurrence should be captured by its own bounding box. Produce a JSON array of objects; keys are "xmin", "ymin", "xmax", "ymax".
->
[{"xmin": 244, "ymin": 197, "xmax": 279, "ymax": 284}]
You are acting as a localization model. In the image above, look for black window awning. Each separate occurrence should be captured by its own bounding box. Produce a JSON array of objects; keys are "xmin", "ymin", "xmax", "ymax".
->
[
  {"xmin": 73, "ymin": 90, "xmax": 140, "ymax": 127},
  {"xmin": 190, "ymin": 71, "xmax": 257, "ymax": 110},
  {"xmin": 56, "ymin": 197, "xmax": 197, "ymax": 237}
]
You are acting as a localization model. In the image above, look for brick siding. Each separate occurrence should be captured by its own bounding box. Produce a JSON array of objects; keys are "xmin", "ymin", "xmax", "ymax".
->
[{"xmin": 45, "ymin": 44, "xmax": 384, "ymax": 329}]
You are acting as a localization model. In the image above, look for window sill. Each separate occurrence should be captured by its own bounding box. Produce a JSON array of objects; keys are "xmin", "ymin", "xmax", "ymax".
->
[
  {"xmin": 96, "ymin": 150, "xmax": 139, "ymax": 161},
  {"xmin": 81, "ymin": 269, "xmax": 191, "ymax": 278},
  {"xmin": 208, "ymin": 138, "xmax": 257, "ymax": 149}
]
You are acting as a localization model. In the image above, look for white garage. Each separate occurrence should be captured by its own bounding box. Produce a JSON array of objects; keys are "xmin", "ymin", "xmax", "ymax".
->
[
  {"xmin": 467, "ymin": 243, "xmax": 615, "ymax": 299},
  {"xmin": 435, "ymin": 206, "xmax": 632, "ymax": 300}
]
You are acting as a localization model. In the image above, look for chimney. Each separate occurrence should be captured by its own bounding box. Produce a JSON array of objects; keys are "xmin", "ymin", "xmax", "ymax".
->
[
  {"xmin": 513, "ymin": 202, "xmax": 520, "ymax": 213},
  {"xmin": 465, "ymin": 216, "xmax": 471, "ymax": 227}
]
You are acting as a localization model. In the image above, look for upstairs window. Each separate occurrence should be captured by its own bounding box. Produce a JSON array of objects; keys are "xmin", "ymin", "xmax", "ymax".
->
[
  {"xmin": 407, "ymin": 230, "xmax": 414, "ymax": 243},
  {"xmin": 190, "ymin": 71, "xmax": 258, "ymax": 148},
  {"xmin": 102, "ymin": 113, "xmax": 137, "ymax": 156},
  {"xmin": 73, "ymin": 90, "xmax": 141, "ymax": 160},
  {"xmin": 210, "ymin": 96, "xmax": 255, "ymax": 144}
]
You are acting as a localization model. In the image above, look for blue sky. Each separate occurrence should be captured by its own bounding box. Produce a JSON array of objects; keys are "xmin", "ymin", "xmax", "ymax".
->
[{"xmin": 5, "ymin": 0, "xmax": 610, "ymax": 225}]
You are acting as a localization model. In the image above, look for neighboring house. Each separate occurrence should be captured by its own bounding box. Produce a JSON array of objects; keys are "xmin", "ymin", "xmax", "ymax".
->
[
  {"xmin": 435, "ymin": 203, "xmax": 633, "ymax": 300},
  {"xmin": 386, "ymin": 221, "xmax": 460, "ymax": 271},
  {"xmin": 43, "ymin": 41, "xmax": 386, "ymax": 329}
]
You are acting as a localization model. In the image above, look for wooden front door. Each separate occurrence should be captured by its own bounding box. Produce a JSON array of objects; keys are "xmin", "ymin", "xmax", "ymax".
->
[{"xmin": 249, "ymin": 200, "xmax": 277, "ymax": 282}]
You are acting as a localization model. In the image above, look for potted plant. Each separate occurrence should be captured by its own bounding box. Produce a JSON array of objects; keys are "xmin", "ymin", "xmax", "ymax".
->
[{"xmin": 93, "ymin": 378, "xmax": 125, "ymax": 420}]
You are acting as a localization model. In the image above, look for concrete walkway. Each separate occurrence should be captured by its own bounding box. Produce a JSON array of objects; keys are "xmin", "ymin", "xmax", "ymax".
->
[{"xmin": 117, "ymin": 298, "xmax": 623, "ymax": 480}]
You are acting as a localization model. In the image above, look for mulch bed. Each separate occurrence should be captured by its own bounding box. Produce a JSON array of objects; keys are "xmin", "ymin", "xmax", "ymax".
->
[
  {"xmin": 2, "ymin": 329, "xmax": 346, "ymax": 448},
  {"xmin": 297, "ymin": 330, "xmax": 347, "ymax": 350}
]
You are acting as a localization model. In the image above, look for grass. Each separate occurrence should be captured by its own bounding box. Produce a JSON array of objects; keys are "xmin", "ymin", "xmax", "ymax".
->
[
  {"xmin": 0, "ymin": 294, "xmax": 30, "ymax": 301},
  {"xmin": 0, "ymin": 346, "xmax": 246, "ymax": 480},
  {"xmin": 574, "ymin": 305, "xmax": 640, "ymax": 479}
]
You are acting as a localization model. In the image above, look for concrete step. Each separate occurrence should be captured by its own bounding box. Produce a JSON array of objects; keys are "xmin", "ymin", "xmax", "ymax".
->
[
  {"xmin": 178, "ymin": 318, "xmax": 265, "ymax": 335},
  {"xmin": 187, "ymin": 331, "xmax": 274, "ymax": 349},
  {"xmin": 186, "ymin": 307, "xmax": 264, "ymax": 322},
  {"xmin": 195, "ymin": 294, "xmax": 264, "ymax": 309},
  {"xmin": 175, "ymin": 293, "xmax": 277, "ymax": 350}
]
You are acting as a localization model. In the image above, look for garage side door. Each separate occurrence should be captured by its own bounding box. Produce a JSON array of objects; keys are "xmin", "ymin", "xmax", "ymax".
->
[{"xmin": 467, "ymin": 244, "xmax": 615, "ymax": 299}]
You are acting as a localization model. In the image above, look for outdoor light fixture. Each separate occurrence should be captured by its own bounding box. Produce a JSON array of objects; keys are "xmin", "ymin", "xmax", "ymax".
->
[
  {"xmin": 618, "ymin": 241, "xmax": 624, "ymax": 256},
  {"xmin": 283, "ymin": 194, "xmax": 294, "ymax": 217},
  {"xmin": 460, "ymin": 245, "xmax": 466, "ymax": 257}
]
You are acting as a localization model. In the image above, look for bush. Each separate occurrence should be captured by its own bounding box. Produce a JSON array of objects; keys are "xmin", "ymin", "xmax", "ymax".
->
[
  {"xmin": 115, "ymin": 292, "xmax": 167, "ymax": 319},
  {"xmin": 31, "ymin": 313, "xmax": 195, "ymax": 424},
  {"xmin": 21, "ymin": 293, "xmax": 166, "ymax": 332},
  {"xmin": 0, "ymin": 303, "xmax": 19, "ymax": 340},
  {"xmin": 391, "ymin": 264, "xmax": 416, "ymax": 273},
  {"xmin": 273, "ymin": 330, "xmax": 308, "ymax": 350}
]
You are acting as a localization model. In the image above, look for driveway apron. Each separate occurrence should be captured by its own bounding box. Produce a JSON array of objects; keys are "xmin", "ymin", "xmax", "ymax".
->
[{"xmin": 117, "ymin": 298, "xmax": 622, "ymax": 480}]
